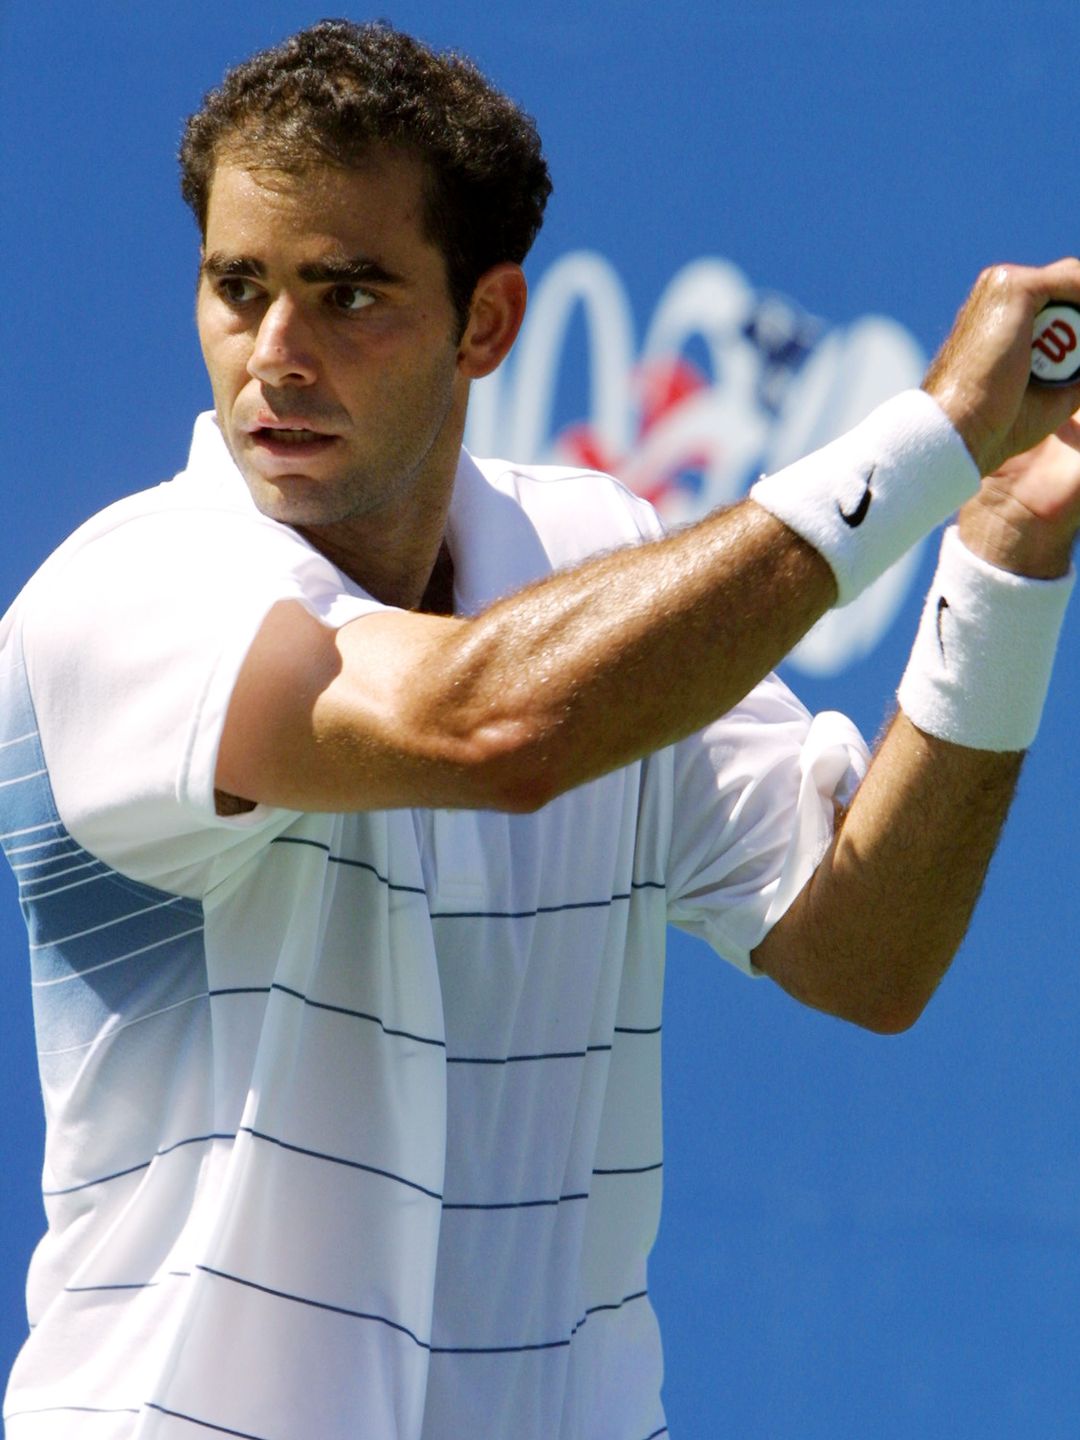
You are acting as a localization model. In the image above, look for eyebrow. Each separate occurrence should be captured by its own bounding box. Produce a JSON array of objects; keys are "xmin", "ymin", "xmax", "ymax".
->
[{"xmin": 201, "ymin": 251, "xmax": 404, "ymax": 286}]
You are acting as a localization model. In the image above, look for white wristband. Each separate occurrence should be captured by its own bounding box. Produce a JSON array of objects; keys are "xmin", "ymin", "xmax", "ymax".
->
[
  {"xmin": 750, "ymin": 389, "xmax": 979, "ymax": 606},
  {"xmin": 897, "ymin": 526, "xmax": 1075, "ymax": 751}
]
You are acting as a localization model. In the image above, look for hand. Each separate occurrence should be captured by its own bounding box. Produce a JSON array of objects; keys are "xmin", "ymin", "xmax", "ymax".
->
[
  {"xmin": 923, "ymin": 258, "xmax": 1080, "ymax": 478},
  {"xmin": 957, "ymin": 411, "xmax": 1080, "ymax": 578}
]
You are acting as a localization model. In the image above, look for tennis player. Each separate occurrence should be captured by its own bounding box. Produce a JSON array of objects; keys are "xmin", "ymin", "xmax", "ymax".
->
[{"xmin": 2, "ymin": 20, "xmax": 1079, "ymax": 1440}]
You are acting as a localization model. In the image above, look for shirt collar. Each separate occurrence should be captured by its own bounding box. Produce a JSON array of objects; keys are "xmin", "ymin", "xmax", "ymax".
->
[{"xmin": 184, "ymin": 412, "xmax": 551, "ymax": 611}]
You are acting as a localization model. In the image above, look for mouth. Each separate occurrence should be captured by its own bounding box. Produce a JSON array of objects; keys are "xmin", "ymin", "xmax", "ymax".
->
[
  {"xmin": 246, "ymin": 423, "xmax": 340, "ymax": 459},
  {"xmin": 257, "ymin": 426, "xmax": 323, "ymax": 443}
]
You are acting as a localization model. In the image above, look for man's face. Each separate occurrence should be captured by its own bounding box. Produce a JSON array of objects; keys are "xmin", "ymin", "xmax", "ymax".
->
[{"xmin": 196, "ymin": 148, "xmax": 468, "ymax": 530}]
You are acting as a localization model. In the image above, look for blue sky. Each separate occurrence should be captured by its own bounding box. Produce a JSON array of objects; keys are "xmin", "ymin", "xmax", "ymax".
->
[{"xmin": 3, "ymin": 4, "xmax": 1080, "ymax": 1435}]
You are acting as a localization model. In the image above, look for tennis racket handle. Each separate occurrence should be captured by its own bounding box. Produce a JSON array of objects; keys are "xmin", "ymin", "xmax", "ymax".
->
[{"xmin": 1031, "ymin": 303, "xmax": 1080, "ymax": 385}]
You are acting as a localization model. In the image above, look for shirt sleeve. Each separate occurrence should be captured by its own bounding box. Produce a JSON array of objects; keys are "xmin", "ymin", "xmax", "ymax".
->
[
  {"xmin": 666, "ymin": 671, "xmax": 870, "ymax": 974},
  {"xmin": 20, "ymin": 502, "xmax": 384, "ymax": 896}
]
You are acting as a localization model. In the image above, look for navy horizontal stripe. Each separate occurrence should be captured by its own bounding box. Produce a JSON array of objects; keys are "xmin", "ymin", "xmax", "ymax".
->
[
  {"xmin": 46, "ymin": 1123, "xmax": 441, "ymax": 1204},
  {"xmin": 271, "ymin": 834, "xmax": 426, "ymax": 894},
  {"xmin": 240, "ymin": 1125, "xmax": 443, "ymax": 1201},
  {"xmin": 144, "ymin": 1402, "xmax": 271, "ymax": 1440},
  {"xmin": 272, "ymin": 981, "xmax": 446, "ymax": 1049},
  {"xmin": 430, "ymin": 1334, "xmax": 570, "ymax": 1355},
  {"xmin": 640, "ymin": 1429, "xmax": 669, "ymax": 1440},
  {"xmin": 213, "ymin": 983, "xmax": 637, "ymax": 1061},
  {"xmin": 47, "ymin": 1119, "xmax": 655, "ymax": 1206},
  {"xmin": 199, "ymin": 1265, "xmax": 648, "ymax": 1358},
  {"xmin": 66, "ymin": 1281, "xmax": 158, "ymax": 1293},
  {"xmin": 210, "ymin": 982, "xmax": 447, "ymax": 1050},
  {"xmin": 430, "ymin": 879, "xmax": 665, "ymax": 921},
  {"xmin": 226, "ymin": 984, "xmax": 634, "ymax": 1063},
  {"xmin": 197, "ymin": 1263, "xmax": 430, "ymax": 1350},
  {"xmin": 447, "ymin": 1042, "xmax": 611, "ymax": 1065},
  {"xmin": 44, "ymin": 1156, "xmax": 153, "ymax": 1197},
  {"xmin": 442, "ymin": 1190, "xmax": 588, "ymax": 1212},
  {"xmin": 64, "ymin": 1270, "xmax": 191, "ymax": 1296},
  {"xmin": 44, "ymin": 1132, "xmax": 236, "ymax": 1197},
  {"xmin": 435, "ymin": 1288, "xmax": 650, "ymax": 1355},
  {"xmin": 270, "ymin": 835, "xmax": 665, "ymax": 918},
  {"xmin": 614, "ymin": 1023, "xmax": 662, "ymax": 1035},
  {"xmin": 48, "ymin": 1123, "xmax": 659, "ymax": 1203},
  {"xmin": 578, "ymin": 1289, "xmax": 647, "ymax": 1321}
]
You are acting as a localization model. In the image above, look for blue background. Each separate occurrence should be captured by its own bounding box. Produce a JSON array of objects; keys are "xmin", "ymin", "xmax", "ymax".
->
[{"xmin": 3, "ymin": 3, "xmax": 1080, "ymax": 1436}]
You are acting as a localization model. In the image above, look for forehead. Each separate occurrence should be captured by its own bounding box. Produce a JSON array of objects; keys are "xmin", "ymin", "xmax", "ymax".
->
[{"xmin": 203, "ymin": 149, "xmax": 435, "ymax": 262}]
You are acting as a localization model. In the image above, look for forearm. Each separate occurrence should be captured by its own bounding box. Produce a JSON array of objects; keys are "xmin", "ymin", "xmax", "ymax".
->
[
  {"xmin": 753, "ymin": 479, "xmax": 1078, "ymax": 1031},
  {"xmin": 389, "ymin": 499, "xmax": 836, "ymax": 810},
  {"xmin": 753, "ymin": 712, "xmax": 1022, "ymax": 1032}
]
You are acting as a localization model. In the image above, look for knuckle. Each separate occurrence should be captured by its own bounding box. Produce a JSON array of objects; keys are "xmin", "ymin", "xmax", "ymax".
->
[{"xmin": 979, "ymin": 263, "xmax": 1016, "ymax": 298}]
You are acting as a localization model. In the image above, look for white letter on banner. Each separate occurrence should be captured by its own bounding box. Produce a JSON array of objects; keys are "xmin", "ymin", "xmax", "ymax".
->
[
  {"xmin": 625, "ymin": 259, "xmax": 768, "ymax": 518},
  {"xmin": 467, "ymin": 251, "xmax": 636, "ymax": 463}
]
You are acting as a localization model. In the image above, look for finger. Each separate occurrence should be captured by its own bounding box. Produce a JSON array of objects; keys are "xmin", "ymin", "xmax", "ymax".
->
[{"xmin": 1027, "ymin": 256, "xmax": 1080, "ymax": 311}]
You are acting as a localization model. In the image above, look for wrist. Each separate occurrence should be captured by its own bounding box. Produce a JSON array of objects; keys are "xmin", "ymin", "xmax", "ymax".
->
[
  {"xmin": 920, "ymin": 378, "xmax": 996, "ymax": 478},
  {"xmin": 898, "ymin": 525, "xmax": 1074, "ymax": 751},
  {"xmin": 957, "ymin": 491, "xmax": 1075, "ymax": 580},
  {"xmin": 750, "ymin": 389, "xmax": 980, "ymax": 607}
]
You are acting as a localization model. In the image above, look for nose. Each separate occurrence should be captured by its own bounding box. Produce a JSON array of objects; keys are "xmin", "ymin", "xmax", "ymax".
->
[{"xmin": 247, "ymin": 296, "xmax": 318, "ymax": 387}]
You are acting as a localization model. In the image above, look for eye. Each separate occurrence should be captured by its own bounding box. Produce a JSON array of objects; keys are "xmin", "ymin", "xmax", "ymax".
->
[
  {"xmin": 217, "ymin": 276, "xmax": 261, "ymax": 306},
  {"xmin": 328, "ymin": 284, "xmax": 375, "ymax": 313}
]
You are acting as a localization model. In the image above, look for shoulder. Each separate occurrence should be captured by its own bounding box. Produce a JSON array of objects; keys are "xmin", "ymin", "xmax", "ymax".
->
[
  {"xmin": 14, "ymin": 414, "xmax": 351, "ymax": 617},
  {"xmin": 5, "ymin": 415, "xmax": 373, "ymax": 676}
]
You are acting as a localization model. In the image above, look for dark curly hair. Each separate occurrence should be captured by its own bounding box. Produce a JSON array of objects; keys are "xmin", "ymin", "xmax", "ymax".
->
[{"xmin": 179, "ymin": 20, "xmax": 552, "ymax": 333}]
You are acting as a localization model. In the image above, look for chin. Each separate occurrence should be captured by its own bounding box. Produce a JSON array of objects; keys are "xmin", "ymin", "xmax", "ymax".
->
[
  {"xmin": 241, "ymin": 471, "xmax": 316, "ymax": 524},
  {"xmin": 246, "ymin": 474, "xmax": 364, "ymax": 531}
]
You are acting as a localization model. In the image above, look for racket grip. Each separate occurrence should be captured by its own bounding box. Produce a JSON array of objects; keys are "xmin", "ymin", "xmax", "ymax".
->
[{"xmin": 1031, "ymin": 303, "xmax": 1080, "ymax": 385}]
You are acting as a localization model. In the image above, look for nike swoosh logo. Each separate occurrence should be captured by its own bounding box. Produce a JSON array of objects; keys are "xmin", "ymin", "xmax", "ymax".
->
[
  {"xmin": 936, "ymin": 594, "xmax": 949, "ymax": 659},
  {"xmin": 837, "ymin": 466, "xmax": 875, "ymax": 528}
]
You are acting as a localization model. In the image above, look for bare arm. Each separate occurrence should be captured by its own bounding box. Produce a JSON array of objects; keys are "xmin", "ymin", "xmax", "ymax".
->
[
  {"xmin": 754, "ymin": 346, "xmax": 1080, "ymax": 1031},
  {"xmin": 751, "ymin": 713, "xmax": 1024, "ymax": 1032},
  {"xmin": 218, "ymin": 501, "xmax": 836, "ymax": 813},
  {"xmin": 218, "ymin": 259, "xmax": 1080, "ymax": 1032}
]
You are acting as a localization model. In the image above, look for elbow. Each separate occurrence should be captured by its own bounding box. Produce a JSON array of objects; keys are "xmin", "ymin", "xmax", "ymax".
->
[
  {"xmin": 759, "ymin": 903, "xmax": 954, "ymax": 1036},
  {"xmin": 448, "ymin": 720, "xmax": 570, "ymax": 815},
  {"xmin": 772, "ymin": 946, "xmax": 942, "ymax": 1035},
  {"xmin": 831, "ymin": 961, "xmax": 948, "ymax": 1035},
  {"xmin": 845, "ymin": 993, "xmax": 928, "ymax": 1036}
]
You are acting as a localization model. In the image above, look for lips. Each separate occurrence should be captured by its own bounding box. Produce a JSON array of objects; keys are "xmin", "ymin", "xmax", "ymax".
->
[
  {"xmin": 244, "ymin": 422, "xmax": 341, "ymax": 467},
  {"xmin": 253, "ymin": 426, "xmax": 331, "ymax": 445}
]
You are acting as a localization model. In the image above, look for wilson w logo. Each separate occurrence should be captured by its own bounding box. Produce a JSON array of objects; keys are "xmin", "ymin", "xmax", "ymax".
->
[{"xmin": 1033, "ymin": 317, "xmax": 1078, "ymax": 364}]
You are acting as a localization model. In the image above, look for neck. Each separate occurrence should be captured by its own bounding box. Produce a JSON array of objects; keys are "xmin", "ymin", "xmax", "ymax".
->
[
  {"xmin": 419, "ymin": 541, "xmax": 455, "ymax": 614},
  {"xmin": 296, "ymin": 464, "xmax": 458, "ymax": 611}
]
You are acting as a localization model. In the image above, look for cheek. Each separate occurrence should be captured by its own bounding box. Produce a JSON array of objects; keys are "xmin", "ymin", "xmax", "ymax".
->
[{"xmin": 199, "ymin": 325, "xmax": 252, "ymax": 395}]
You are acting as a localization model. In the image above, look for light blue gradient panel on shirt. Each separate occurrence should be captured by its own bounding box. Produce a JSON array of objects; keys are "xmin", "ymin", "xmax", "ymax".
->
[{"xmin": 0, "ymin": 639, "xmax": 208, "ymax": 1194}]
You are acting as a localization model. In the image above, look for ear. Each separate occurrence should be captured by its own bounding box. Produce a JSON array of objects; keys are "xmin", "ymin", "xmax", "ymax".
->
[{"xmin": 457, "ymin": 263, "xmax": 528, "ymax": 379}]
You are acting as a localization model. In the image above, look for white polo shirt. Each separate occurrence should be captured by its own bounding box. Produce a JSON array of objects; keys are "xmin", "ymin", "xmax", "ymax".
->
[{"xmin": 0, "ymin": 415, "xmax": 868, "ymax": 1440}]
